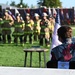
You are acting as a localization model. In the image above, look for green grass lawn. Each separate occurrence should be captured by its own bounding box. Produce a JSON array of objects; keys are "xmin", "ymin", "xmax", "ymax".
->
[
  {"xmin": 0, "ymin": 39, "xmax": 50, "ymax": 68},
  {"xmin": 0, "ymin": 26, "xmax": 75, "ymax": 68}
]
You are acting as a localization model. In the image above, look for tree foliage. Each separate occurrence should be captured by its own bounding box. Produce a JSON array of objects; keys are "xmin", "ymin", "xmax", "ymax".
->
[
  {"xmin": 10, "ymin": 0, "xmax": 29, "ymax": 8},
  {"xmin": 10, "ymin": 1, "xmax": 16, "ymax": 6},
  {"xmin": 37, "ymin": 0, "xmax": 62, "ymax": 8}
]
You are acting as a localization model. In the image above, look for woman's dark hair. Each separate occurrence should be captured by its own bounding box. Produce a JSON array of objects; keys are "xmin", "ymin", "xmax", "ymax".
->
[{"xmin": 57, "ymin": 25, "xmax": 72, "ymax": 40}]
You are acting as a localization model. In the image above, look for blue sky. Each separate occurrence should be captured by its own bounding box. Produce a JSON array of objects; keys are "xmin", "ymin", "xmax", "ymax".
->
[
  {"xmin": 0, "ymin": 0, "xmax": 75, "ymax": 8},
  {"xmin": 60, "ymin": 0, "xmax": 75, "ymax": 8},
  {"xmin": 0, "ymin": 0, "xmax": 37, "ymax": 6}
]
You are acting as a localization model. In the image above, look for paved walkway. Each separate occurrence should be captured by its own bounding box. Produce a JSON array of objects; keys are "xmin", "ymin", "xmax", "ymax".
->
[{"xmin": 0, "ymin": 67, "xmax": 75, "ymax": 75}]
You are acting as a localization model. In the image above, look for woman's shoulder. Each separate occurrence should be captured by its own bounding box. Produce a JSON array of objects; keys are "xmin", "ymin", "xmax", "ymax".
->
[
  {"xmin": 72, "ymin": 37, "xmax": 75, "ymax": 43},
  {"xmin": 51, "ymin": 44, "xmax": 66, "ymax": 53}
]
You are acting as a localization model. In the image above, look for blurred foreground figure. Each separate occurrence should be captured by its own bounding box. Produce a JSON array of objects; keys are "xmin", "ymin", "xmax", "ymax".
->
[{"xmin": 51, "ymin": 25, "xmax": 75, "ymax": 61}]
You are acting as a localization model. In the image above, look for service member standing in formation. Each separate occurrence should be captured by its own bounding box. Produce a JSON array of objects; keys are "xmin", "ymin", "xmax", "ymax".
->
[
  {"xmin": 33, "ymin": 13, "xmax": 41, "ymax": 41},
  {"xmin": 39, "ymin": 13, "xmax": 50, "ymax": 46},
  {"xmin": 1, "ymin": 10, "xmax": 14, "ymax": 44},
  {"xmin": 48, "ymin": 16, "xmax": 55, "ymax": 42},
  {"xmin": 24, "ymin": 13, "xmax": 34, "ymax": 44},
  {"xmin": 12, "ymin": 13, "xmax": 25, "ymax": 46}
]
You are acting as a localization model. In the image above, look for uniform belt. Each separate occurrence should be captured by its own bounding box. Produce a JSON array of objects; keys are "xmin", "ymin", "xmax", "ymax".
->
[
  {"xmin": 13, "ymin": 33, "xmax": 24, "ymax": 35},
  {"xmin": 41, "ymin": 26, "xmax": 46, "ymax": 28},
  {"xmin": 15, "ymin": 25, "xmax": 23, "ymax": 27},
  {"xmin": 2, "ymin": 28, "xmax": 11, "ymax": 30},
  {"xmin": 24, "ymin": 31, "xmax": 33, "ymax": 33},
  {"xmin": 3, "ymin": 20, "xmax": 10, "ymax": 23},
  {"xmin": 40, "ymin": 32, "xmax": 49, "ymax": 34}
]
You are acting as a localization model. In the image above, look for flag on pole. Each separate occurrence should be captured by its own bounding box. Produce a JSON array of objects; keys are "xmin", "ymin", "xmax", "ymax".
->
[
  {"xmin": 8, "ymin": 10, "xmax": 16, "ymax": 20},
  {"xmin": 15, "ymin": 8, "xmax": 19, "ymax": 14},
  {"xmin": 66, "ymin": 9, "xmax": 70, "ymax": 24},
  {"xmin": 38, "ymin": 8, "xmax": 42, "ymax": 17},
  {"xmin": 60, "ymin": 9, "xmax": 64, "ymax": 20},
  {"xmin": 48, "ymin": 7, "xmax": 52, "ymax": 16},
  {"xmin": 74, "ymin": 7, "xmax": 75, "ymax": 18},
  {"xmin": 52, "ymin": 7, "xmax": 57, "ymax": 18},
  {"xmin": 15, "ymin": 8, "xmax": 23, "ymax": 20},
  {"xmin": 50, "ymin": 8, "xmax": 62, "ymax": 50},
  {"xmin": 24, "ymin": 9, "xmax": 27, "ymax": 16},
  {"xmin": 60, "ymin": 9, "xmax": 64, "ymax": 25},
  {"xmin": 66, "ymin": 9, "xmax": 69, "ymax": 19},
  {"xmin": 23, "ymin": 9, "xmax": 27, "ymax": 20}
]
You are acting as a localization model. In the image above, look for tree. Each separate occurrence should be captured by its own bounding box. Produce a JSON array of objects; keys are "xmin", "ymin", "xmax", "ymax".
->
[
  {"xmin": 31, "ymin": 4, "xmax": 35, "ymax": 8},
  {"xmin": 17, "ymin": 3, "xmax": 29, "ymax": 8},
  {"xmin": 37, "ymin": 0, "xmax": 43, "ymax": 7},
  {"xmin": 10, "ymin": 1, "xmax": 16, "ymax": 6},
  {"xmin": 37, "ymin": 0, "xmax": 62, "ymax": 8},
  {"xmin": 10, "ymin": 0, "xmax": 29, "ymax": 8}
]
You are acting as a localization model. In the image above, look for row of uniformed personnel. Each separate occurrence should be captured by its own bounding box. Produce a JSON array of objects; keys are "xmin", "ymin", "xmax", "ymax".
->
[{"xmin": 0, "ymin": 10, "xmax": 55, "ymax": 46}]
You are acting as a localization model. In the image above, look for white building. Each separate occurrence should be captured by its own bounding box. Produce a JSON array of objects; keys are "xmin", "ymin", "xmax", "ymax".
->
[{"xmin": 0, "ymin": 3, "xmax": 17, "ymax": 9}]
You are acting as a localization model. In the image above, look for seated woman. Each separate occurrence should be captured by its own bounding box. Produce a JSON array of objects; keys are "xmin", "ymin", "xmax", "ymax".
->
[{"xmin": 47, "ymin": 25, "xmax": 75, "ymax": 68}]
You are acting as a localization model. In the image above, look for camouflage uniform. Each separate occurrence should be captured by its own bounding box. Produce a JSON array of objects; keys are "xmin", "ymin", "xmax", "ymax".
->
[
  {"xmin": 40, "ymin": 18, "xmax": 50, "ymax": 46},
  {"xmin": 24, "ymin": 14, "xmax": 34, "ymax": 44},
  {"xmin": 1, "ymin": 10, "xmax": 14, "ymax": 44},
  {"xmin": 13, "ymin": 19, "xmax": 25, "ymax": 45},
  {"xmin": 48, "ymin": 16, "xmax": 55, "ymax": 41},
  {"xmin": 33, "ymin": 19, "xmax": 41, "ymax": 41}
]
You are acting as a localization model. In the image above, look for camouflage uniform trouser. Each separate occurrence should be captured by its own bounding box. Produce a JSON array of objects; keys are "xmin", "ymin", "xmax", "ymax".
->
[
  {"xmin": 39, "ymin": 28, "xmax": 50, "ymax": 46},
  {"xmin": 24, "ymin": 31, "xmax": 33, "ymax": 44},
  {"xmin": 2, "ymin": 29, "xmax": 11, "ymax": 43},
  {"xmin": 33, "ymin": 31, "xmax": 40, "ymax": 41}
]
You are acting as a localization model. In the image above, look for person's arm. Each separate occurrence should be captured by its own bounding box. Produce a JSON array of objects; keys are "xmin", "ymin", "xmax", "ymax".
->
[
  {"xmin": 30, "ymin": 20, "xmax": 34, "ymax": 30},
  {"xmin": 22, "ymin": 21, "xmax": 25, "ymax": 30},
  {"xmin": 9, "ymin": 15, "xmax": 14, "ymax": 26}
]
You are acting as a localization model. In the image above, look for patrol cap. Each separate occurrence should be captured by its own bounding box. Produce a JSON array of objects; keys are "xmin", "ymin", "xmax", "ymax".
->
[
  {"xmin": 26, "ymin": 13, "xmax": 30, "ymax": 16},
  {"xmin": 34, "ymin": 13, "xmax": 39, "ymax": 17},
  {"xmin": 42, "ymin": 13, "xmax": 48, "ymax": 16}
]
